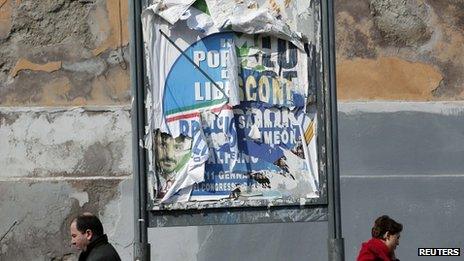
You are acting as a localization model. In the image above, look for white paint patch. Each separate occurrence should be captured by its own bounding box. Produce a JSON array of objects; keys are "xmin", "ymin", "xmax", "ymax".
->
[
  {"xmin": 339, "ymin": 101, "xmax": 464, "ymax": 116},
  {"xmin": 0, "ymin": 107, "xmax": 132, "ymax": 178},
  {"xmin": 70, "ymin": 191, "xmax": 89, "ymax": 207},
  {"xmin": 62, "ymin": 58, "xmax": 107, "ymax": 75}
]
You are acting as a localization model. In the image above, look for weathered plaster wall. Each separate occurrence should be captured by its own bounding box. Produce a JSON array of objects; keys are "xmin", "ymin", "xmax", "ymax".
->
[
  {"xmin": 0, "ymin": 0, "xmax": 130, "ymax": 106},
  {"xmin": 336, "ymin": 0, "xmax": 464, "ymax": 100},
  {"xmin": 1, "ymin": 0, "xmax": 464, "ymax": 260},
  {"xmin": 0, "ymin": 108, "xmax": 131, "ymax": 177},
  {"xmin": 331, "ymin": 4, "xmax": 464, "ymax": 257},
  {"xmin": 0, "ymin": 0, "xmax": 132, "ymax": 260}
]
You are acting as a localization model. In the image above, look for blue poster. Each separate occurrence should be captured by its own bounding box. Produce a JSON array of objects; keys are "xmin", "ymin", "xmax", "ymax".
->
[{"xmin": 145, "ymin": 13, "xmax": 319, "ymax": 205}]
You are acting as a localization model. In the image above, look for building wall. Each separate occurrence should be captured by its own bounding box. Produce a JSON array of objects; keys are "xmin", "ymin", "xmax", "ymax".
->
[
  {"xmin": 1, "ymin": 0, "xmax": 463, "ymax": 260},
  {"xmin": 0, "ymin": 0, "xmax": 133, "ymax": 260}
]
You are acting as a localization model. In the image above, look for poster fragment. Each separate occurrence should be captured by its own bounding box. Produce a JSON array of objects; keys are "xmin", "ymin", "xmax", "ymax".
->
[{"xmin": 142, "ymin": 1, "xmax": 321, "ymax": 209}]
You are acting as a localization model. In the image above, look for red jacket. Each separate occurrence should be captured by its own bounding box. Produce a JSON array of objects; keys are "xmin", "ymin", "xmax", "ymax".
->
[{"xmin": 357, "ymin": 238, "xmax": 397, "ymax": 261}]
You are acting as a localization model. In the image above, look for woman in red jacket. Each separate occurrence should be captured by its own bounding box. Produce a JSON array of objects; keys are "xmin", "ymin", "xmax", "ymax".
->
[{"xmin": 357, "ymin": 215, "xmax": 403, "ymax": 261}]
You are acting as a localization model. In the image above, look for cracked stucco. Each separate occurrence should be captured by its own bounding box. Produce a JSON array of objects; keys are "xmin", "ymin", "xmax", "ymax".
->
[
  {"xmin": 0, "ymin": 108, "xmax": 131, "ymax": 177},
  {"xmin": 0, "ymin": 1, "xmax": 133, "ymax": 260},
  {"xmin": 336, "ymin": 0, "xmax": 464, "ymax": 100}
]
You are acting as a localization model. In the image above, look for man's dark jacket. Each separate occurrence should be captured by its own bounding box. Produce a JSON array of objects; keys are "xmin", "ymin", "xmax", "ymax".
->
[{"xmin": 78, "ymin": 234, "xmax": 121, "ymax": 261}]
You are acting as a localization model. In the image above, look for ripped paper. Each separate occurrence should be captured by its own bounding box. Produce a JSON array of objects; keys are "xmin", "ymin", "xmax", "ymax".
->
[
  {"xmin": 145, "ymin": 0, "xmax": 196, "ymax": 25},
  {"xmin": 142, "ymin": 2, "xmax": 320, "ymax": 207},
  {"xmin": 204, "ymin": 0, "xmax": 305, "ymax": 49}
]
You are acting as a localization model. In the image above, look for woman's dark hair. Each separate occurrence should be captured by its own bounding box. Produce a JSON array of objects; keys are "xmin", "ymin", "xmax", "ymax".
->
[
  {"xmin": 73, "ymin": 213, "xmax": 104, "ymax": 237},
  {"xmin": 371, "ymin": 215, "xmax": 403, "ymax": 238}
]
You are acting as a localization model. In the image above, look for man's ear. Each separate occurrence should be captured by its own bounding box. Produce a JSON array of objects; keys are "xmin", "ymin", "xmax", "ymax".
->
[
  {"xmin": 383, "ymin": 231, "xmax": 391, "ymax": 240},
  {"xmin": 85, "ymin": 229, "xmax": 93, "ymax": 240}
]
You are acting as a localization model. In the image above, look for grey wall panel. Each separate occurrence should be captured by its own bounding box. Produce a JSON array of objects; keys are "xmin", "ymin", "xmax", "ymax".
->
[
  {"xmin": 338, "ymin": 110, "xmax": 464, "ymax": 176},
  {"xmin": 196, "ymin": 223, "xmax": 328, "ymax": 261},
  {"xmin": 149, "ymin": 226, "xmax": 199, "ymax": 261}
]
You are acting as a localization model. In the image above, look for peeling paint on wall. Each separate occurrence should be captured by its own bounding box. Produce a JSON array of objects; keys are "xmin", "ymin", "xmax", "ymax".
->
[
  {"xmin": 1, "ymin": 62, "xmax": 130, "ymax": 106},
  {"xmin": 0, "ymin": 0, "xmax": 130, "ymax": 106},
  {"xmin": 0, "ymin": 0, "xmax": 133, "ymax": 260},
  {"xmin": 370, "ymin": 0, "xmax": 432, "ymax": 47},
  {"xmin": 0, "ymin": 108, "xmax": 132, "ymax": 177},
  {"xmin": 335, "ymin": 10, "xmax": 377, "ymax": 59},
  {"xmin": 92, "ymin": 0, "xmax": 129, "ymax": 55},
  {"xmin": 9, "ymin": 0, "xmax": 94, "ymax": 48},
  {"xmin": 335, "ymin": 0, "xmax": 464, "ymax": 100},
  {"xmin": 337, "ymin": 56, "xmax": 442, "ymax": 100},
  {"xmin": 70, "ymin": 191, "xmax": 90, "ymax": 207},
  {"xmin": 90, "ymin": 66, "xmax": 131, "ymax": 103},
  {"xmin": 41, "ymin": 77, "xmax": 73, "ymax": 106},
  {"xmin": 0, "ymin": 0, "xmax": 13, "ymax": 39},
  {"xmin": 10, "ymin": 58, "xmax": 62, "ymax": 77}
]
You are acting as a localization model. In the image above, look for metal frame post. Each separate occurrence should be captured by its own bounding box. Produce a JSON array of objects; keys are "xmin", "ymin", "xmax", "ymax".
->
[
  {"xmin": 131, "ymin": 0, "xmax": 340, "ymax": 260},
  {"xmin": 129, "ymin": 0, "xmax": 150, "ymax": 260},
  {"xmin": 321, "ymin": 0, "xmax": 345, "ymax": 260}
]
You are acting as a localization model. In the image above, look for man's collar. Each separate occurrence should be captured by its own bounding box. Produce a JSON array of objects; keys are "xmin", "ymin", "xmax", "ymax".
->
[{"xmin": 85, "ymin": 234, "xmax": 109, "ymax": 253}]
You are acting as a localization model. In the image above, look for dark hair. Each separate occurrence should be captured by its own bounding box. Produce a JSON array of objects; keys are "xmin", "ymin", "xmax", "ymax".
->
[
  {"xmin": 371, "ymin": 215, "xmax": 403, "ymax": 238},
  {"xmin": 73, "ymin": 213, "xmax": 104, "ymax": 237}
]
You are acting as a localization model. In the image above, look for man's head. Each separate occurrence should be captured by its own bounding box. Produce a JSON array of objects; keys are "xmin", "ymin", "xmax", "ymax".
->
[
  {"xmin": 154, "ymin": 131, "xmax": 191, "ymax": 178},
  {"xmin": 70, "ymin": 213, "xmax": 104, "ymax": 251}
]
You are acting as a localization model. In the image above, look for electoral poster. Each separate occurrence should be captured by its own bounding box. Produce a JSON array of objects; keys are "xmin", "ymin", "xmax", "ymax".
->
[{"xmin": 142, "ymin": 0, "xmax": 321, "ymax": 208}]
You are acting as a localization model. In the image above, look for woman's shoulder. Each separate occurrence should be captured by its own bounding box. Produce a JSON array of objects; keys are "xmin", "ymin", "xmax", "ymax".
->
[{"xmin": 357, "ymin": 238, "xmax": 392, "ymax": 261}]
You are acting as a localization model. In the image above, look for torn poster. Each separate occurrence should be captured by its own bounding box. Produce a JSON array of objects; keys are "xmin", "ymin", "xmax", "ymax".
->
[
  {"xmin": 204, "ymin": 0, "xmax": 311, "ymax": 49},
  {"xmin": 142, "ymin": 2, "xmax": 320, "ymax": 207},
  {"xmin": 145, "ymin": 0, "xmax": 197, "ymax": 25}
]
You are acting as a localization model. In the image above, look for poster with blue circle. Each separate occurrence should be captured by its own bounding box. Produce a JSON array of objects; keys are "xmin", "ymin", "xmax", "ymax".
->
[{"xmin": 146, "ymin": 16, "xmax": 319, "ymax": 205}]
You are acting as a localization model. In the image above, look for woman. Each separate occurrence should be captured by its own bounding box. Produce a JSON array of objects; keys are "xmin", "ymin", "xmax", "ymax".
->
[{"xmin": 357, "ymin": 215, "xmax": 403, "ymax": 261}]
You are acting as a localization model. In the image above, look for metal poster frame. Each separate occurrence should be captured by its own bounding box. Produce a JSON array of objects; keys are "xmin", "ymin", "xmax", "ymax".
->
[{"xmin": 130, "ymin": 0, "xmax": 344, "ymax": 260}]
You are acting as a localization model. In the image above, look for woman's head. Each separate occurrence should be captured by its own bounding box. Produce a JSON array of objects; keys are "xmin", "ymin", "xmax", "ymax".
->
[{"xmin": 371, "ymin": 215, "xmax": 403, "ymax": 251}]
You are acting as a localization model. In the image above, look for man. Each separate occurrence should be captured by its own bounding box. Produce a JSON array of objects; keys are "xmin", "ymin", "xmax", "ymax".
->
[
  {"xmin": 155, "ymin": 131, "xmax": 191, "ymax": 175},
  {"xmin": 70, "ymin": 213, "xmax": 121, "ymax": 261},
  {"xmin": 154, "ymin": 130, "xmax": 191, "ymax": 198}
]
